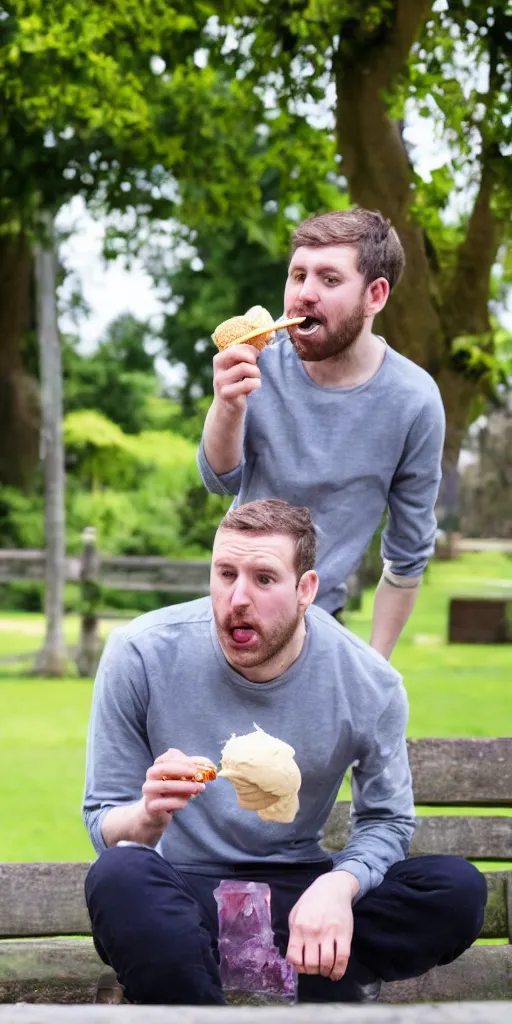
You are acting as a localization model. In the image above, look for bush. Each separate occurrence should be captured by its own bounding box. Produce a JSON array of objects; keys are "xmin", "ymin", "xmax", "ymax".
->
[{"xmin": 0, "ymin": 486, "xmax": 45, "ymax": 548}]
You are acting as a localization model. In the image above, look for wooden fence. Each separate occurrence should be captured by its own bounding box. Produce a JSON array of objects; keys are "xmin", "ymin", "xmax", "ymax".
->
[
  {"xmin": 0, "ymin": 529, "xmax": 211, "ymax": 676},
  {"xmin": 5, "ymin": 531, "xmax": 504, "ymax": 676}
]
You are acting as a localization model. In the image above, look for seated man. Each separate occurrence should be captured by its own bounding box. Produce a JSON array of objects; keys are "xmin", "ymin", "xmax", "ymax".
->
[{"xmin": 83, "ymin": 499, "xmax": 486, "ymax": 1006}]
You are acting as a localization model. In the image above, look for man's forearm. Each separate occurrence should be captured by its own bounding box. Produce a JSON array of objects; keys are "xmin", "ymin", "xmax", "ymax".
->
[
  {"xmin": 370, "ymin": 577, "xmax": 420, "ymax": 660},
  {"xmin": 203, "ymin": 399, "xmax": 245, "ymax": 475},
  {"xmin": 101, "ymin": 801, "xmax": 168, "ymax": 849}
]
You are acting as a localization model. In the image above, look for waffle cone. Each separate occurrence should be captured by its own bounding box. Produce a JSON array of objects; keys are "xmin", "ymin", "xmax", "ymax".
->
[
  {"xmin": 213, "ymin": 316, "xmax": 273, "ymax": 352},
  {"xmin": 212, "ymin": 307, "xmax": 305, "ymax": 352}
]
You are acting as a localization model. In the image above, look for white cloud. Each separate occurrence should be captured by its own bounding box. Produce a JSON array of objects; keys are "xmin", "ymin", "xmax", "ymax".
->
[{"xmin": 56, "ymin": 196, "xmax": 166, "ymax": 353}]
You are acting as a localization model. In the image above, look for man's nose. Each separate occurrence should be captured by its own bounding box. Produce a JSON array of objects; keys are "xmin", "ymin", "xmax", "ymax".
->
[
  {"xmin": 231, "ymin": 577, "xmax": 251, "ymax": 608},
  {"xmin": 298, "ymin": 277, "xmax": 319, "ymax": 304}
]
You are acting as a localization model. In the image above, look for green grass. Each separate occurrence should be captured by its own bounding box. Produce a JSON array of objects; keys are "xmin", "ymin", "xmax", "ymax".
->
[
  {"xmin": 345, "ymin": 551, "xmax": 512, "ymax": 738},
  {"xmin": 0, "ymin": 679, "xmax": 94, "ymax": 860},
  {"xmin": 0, "ymin": 552, "xmax": 511, "ymax": 862}
]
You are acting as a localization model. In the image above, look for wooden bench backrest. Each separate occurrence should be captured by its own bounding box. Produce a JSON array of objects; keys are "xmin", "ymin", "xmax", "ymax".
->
[{"xmin": 0, "ymin": 738, "xmax": 511, "ymax": 940}]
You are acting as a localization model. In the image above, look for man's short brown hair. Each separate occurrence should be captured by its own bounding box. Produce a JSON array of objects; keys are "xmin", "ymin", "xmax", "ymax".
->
[
  {"xmin": 291, "ymin": 208, "xmax": 405, "ymax": 292},
  {"xmin": 217, "ymin": 499, "xmax": 316, "ymax": 580}
]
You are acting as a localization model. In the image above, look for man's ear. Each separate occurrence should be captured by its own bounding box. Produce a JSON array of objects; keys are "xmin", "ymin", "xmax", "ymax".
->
[
  {"xmin": 365, "ymin": 277, "xmax": 389, "ymax": 316},
  {"xmin": 297, "ymin": 570, "xmax": 319, "ymax": 612}
]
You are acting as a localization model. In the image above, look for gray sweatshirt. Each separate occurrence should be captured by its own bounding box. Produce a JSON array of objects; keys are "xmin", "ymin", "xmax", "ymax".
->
[
  {"xmin": 198, "ymin": 338, "xmax": 445, "ymax": 612},
  {"xmin": 83, "ymin": 598, "xmax": 415, "ymax": 900}
]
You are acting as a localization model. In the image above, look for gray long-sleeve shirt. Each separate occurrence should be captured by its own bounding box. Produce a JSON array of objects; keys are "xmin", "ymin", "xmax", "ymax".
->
[
  {"xmin": 198, "ymin": 338, "xmax": 445, "ymax": 612},
  {"xmin": 83, "ymin": 598, "xmax": 416, "ymax": 900}
]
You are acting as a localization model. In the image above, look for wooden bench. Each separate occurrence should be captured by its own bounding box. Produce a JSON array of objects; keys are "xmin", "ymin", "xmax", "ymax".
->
[{"xmin": 0, "ymin": 738, "xmax": 511, "ymax": 1006}]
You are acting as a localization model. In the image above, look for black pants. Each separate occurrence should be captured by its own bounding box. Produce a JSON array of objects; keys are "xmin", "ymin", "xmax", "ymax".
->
[{"xmin": 85, "ymin": 847, "xmax": 486, "ymax": 1005}]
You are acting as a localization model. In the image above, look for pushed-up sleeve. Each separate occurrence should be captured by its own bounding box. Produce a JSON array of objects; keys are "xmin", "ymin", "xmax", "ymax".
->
[{"xmin": 196, "ymin": 435, "xmax": 243, "ymax": 496}]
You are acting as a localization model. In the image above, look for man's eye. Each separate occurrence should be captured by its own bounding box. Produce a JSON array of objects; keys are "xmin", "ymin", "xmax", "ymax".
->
[
  {"xmin": 258, "ymin": 575, "xmax": 272, "ymax": 585},
  {"xmin": 325, "ymin": 277, "xmax": 339, "ymax": 285},
  {"xmin": 221, "ymin": 570, "xmax": 235, "ymax": 578},
  {"xmin": 293, "ymin": 272, "xmax": 305, "ymax": 282}
]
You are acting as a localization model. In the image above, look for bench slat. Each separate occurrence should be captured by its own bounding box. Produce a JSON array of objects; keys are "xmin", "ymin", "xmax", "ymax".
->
[
  {"xmin": 0, "ymin": 864, "xmax": 508, "ymax": 939},
  {"xmin": 1, "ymin": 1003, "xmax": 512, "ymax": 1024},
  {"xmin": 407, "ymin": 739, "xmax": 512, "ymax": 806},
  {"xmin": 0, "ymin": 863, "xmax": 90, "ymax": 938},
  {"xmin": 323, "ymin": 806, "xmax": 512, "ymax": 860},
  {"xmin": 0, "ymin": 939, "xmax": 511, "ymax": 1006},
  {"xmin": 0, "ymin": 938, "xmax": 101, "ymax": 1003},
  {"xmin": 382, "ymin": 945, "xmax": 512, "ymax": 1002}
]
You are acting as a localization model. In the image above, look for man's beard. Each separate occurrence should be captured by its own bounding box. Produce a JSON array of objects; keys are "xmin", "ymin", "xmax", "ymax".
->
[
  {"xmin": 215, "ymin": 608, "xmax": 301, "ymax": 671},
  {"xmin": 292, "ymin": 299, "xmax": 366, "ymax": 363}
]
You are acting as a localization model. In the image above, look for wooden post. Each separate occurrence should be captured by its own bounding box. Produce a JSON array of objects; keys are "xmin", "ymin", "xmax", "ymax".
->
[{"xmin": 76, "ymin": 527, "xmax": 102, "ymax": 678}]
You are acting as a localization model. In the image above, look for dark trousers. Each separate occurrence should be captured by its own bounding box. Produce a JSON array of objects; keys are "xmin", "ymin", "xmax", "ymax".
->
[{"xmin": 85, "ymin": 847, "xmax": 486, "ymax": 1005}]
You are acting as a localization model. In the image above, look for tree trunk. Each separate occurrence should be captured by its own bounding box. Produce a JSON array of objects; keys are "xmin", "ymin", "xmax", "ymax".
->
[
  {"xmin": 0, "ymin": 234, "xmax": 40, "ymax": 486},
  {"xmin": 33, "ymin": 213, "xmax": 67, "ymax": 677},
  {"xmin": 334, "ymin": 0, "xmax": 501, "ymax": 469}
]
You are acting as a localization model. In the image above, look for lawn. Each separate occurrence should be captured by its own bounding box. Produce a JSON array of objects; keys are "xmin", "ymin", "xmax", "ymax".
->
[
  {"xmin": 0, "ymin": 551, "xmax": 510, "ymax": 862},
  {"xmin": 346, "ymin": 550, "xmax": 512, "ymax": 738}
]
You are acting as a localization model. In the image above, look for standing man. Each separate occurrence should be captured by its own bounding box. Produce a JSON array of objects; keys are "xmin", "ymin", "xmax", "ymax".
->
[{"xmin": 198, "ymin": 208, "xmax": 445, "ymax": 660}]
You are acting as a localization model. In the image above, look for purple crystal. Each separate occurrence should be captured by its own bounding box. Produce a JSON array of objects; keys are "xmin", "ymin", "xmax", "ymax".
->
[{"xmin": 214, "ymin": 879, "xmax": 297, "ymax": 1001}]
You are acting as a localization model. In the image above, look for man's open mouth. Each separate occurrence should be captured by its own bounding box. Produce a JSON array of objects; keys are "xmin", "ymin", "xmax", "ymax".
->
[
  {"xmin": 294, "ymin": 316, "xmax": 323, "ymax": 336},
  {"xmin": 230, "ymin": 624, "xmax": 257, "ymax": 646}
]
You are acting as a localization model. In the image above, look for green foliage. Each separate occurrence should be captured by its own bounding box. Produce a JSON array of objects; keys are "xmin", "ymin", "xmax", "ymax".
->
[
  {"xmin": 166, "ymin": 397, "xmax": 213, "ymax": 444},
  {"xmin": 176, "ymin": 484, "xmax": 231, "ymax": 552},
  {"xmin": 63, "ymin": 410, "xmax": 140, "ymax": 488},
  {"xmin": 59, "ymin": 313, "xmax": 177, "ymax": 436},
  {"xmin": 67, "ymin": 487, "xmax": 183, "ymax": 557},
  {"xmin": 450, "ymin": 319, "xmax": 512, "ymax": 420},
  {"xmin": 0, "ymin": 0, "xmax": 274, "ymax": 234},
  {"xmin": 62, "ymin": 402, "xmax": 229, "ymax": 559},
  {"xmin": 0, "ymin": 484, "xmax": 44, "ymax": 547}
]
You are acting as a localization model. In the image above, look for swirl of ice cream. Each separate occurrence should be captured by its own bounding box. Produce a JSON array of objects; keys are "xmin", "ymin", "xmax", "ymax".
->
[{"xmin": 218, "ymin": 724, "xmax": 301, "ymax": 823}]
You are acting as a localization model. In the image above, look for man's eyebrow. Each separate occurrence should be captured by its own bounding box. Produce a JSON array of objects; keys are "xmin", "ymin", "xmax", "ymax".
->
[
  {"xmin": 313, "ymin": 264, "xmax": 343, "ymax": 275},
  {"xmin": 213, "ymin": 558, "xmax": 280, "ymax": 574},
  {"xmin": 290, "ymin": 262, "xmax": 343, "ymax": 275}
]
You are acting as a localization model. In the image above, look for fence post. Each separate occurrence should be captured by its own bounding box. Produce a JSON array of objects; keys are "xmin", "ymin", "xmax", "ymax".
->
[{"xmin": 76, "ymin": 527, "xmax": 102, "ymax": 678}]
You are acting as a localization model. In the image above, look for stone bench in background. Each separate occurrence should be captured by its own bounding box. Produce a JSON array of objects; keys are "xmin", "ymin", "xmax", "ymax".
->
[{"xmin": 448, "ymin": 598, "xmax": 512, "ymax": 644}]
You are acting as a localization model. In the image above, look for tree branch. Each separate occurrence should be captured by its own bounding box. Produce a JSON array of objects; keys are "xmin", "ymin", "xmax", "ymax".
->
[
  {"xmin": 441, "ymin": 20, "xmax": 503, "ymax": 339},
  {"xmin": 442, "ymin": 159, "xmax": 501, "ymax": 338},
  {"xmin": 371, "ymin": 0, "xmax": 433, "ymax": 89}
]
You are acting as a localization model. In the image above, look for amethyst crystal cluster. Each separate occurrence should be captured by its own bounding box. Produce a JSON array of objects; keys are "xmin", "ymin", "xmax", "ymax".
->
[{"xmin": 214, "ymin": 879, "xmax": 297, "ymax": 1001}]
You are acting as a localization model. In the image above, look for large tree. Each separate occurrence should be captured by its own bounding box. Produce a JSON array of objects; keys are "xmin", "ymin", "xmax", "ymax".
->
[
  {"xmin": 0, "ymin": 0, "xmax": 272, "ymax": 484},
  {"xmin": 162, "ymin": 0, "xmax": 512, "ymax": 469}
]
